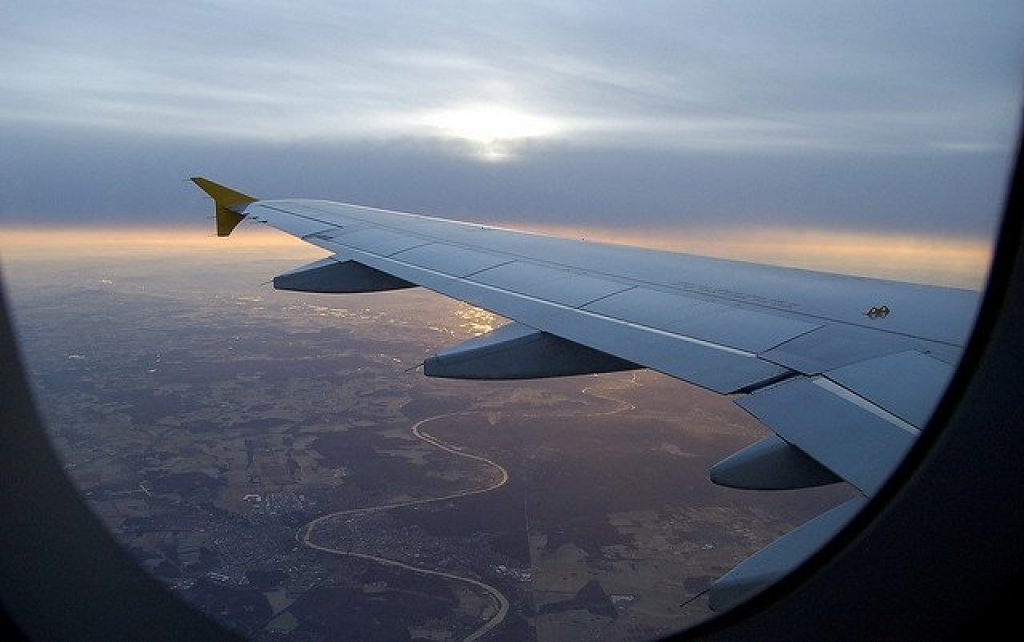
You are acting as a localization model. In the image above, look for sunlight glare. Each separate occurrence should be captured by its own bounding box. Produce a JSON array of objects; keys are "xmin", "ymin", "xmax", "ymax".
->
[{"xmin": 423, "ymin": 104, "xmax": 560, "ymax": 161}]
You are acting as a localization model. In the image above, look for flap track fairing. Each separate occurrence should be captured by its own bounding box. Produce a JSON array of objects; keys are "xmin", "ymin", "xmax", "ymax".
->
[
  {"xmin": 424, "ymin": 322, "xmax": 639, "ymax": 380},
  {"xmin": 710, "ymin": 435, "xmax": 840, "ymax": 490},
  {"xmin": 273, "ymin": 257, "xmax": 416, "ymax": 293}
]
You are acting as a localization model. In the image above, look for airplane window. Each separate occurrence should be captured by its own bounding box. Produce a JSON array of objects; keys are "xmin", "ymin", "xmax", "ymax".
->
[{"xmin": 1, "ymin": 3, "xmax": 1021, "ymax": 641}]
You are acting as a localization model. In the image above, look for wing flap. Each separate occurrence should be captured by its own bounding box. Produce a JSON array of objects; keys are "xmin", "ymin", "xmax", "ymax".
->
[{"xmin": 736, "ymin": 377, "xmax": 917, "ymax": 495}]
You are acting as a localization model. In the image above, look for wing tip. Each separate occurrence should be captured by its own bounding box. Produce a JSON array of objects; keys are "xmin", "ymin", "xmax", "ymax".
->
[{"xmin": 190, "ymin": 177, "xmax": 258, "ymax": 237}]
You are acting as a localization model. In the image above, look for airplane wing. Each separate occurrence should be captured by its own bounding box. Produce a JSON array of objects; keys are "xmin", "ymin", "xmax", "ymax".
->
[{"xmin": 191, "ymin": 177, "xmax": 979, "ymax": 610}]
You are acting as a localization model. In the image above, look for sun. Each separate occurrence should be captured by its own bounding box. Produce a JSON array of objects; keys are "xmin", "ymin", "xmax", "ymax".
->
[{"xmin": 422, "ymin": 104, "xmax": 560, "ymax": 160}]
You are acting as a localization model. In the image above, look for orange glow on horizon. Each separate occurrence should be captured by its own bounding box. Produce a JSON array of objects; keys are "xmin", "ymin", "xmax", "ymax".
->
[
  {"xmin": 0, "ymin": 224, "xmax": 325, "ymax": 261},
  {"xmin": 0, "ymin": 221, "xmax": 992, "ymax": 289}
]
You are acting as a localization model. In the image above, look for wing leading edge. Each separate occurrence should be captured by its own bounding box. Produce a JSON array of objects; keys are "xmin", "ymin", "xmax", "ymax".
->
[{"xmin": 191, "ymin": 177, "xmax": 979, "ymax": 611}]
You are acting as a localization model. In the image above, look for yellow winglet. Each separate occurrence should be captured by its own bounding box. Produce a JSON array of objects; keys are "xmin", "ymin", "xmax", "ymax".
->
[{"xmin": 190, "ymin": 177, "xmax": 258, "ymax": 237}]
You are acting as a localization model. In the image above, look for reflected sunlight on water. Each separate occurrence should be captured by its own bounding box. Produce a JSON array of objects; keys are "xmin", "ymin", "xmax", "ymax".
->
[{"xmin": 454, "ymin": 303, "xmax": 501, "ymax": 337}]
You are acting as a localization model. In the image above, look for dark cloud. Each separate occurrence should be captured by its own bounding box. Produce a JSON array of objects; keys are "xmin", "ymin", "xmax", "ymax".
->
[{"xmin": 0, "ymin": 125, "xmax": 1013, "ymax": 240}]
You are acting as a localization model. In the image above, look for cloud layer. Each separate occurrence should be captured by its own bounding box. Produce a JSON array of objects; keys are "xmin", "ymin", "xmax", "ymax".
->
[{"xmin": 1, "ymin": 2, "xmax": 1021, "ymax": 239}]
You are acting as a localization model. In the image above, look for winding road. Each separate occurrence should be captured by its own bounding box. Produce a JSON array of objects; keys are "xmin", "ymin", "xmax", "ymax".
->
[
  {"xmin": 297, "ymin": 413, "xmax": 510, "ymax": 641},
  {"xmin": 297, "ymin": 373, "xmax": 639, "ymax": 641}
]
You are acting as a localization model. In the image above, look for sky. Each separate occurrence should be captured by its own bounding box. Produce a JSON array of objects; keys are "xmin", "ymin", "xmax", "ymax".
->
[{"xmin": 1, "ymin": 1, "xmax": 1022, "ymax": 246}]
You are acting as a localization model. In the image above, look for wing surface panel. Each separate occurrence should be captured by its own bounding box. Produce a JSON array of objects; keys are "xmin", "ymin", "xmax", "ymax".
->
[
  {"xmin": 235, "ymin": 192, "xmax": 971, "ymax": 432},
  {"xmin": 469, "ymin": 262, "xmax": 634, "ymax": 307},
  {"xmin": 246, "ymin": 202, "xmax": 341, "ymax": 238},
  {"xmin": 670, "ymin": 305, "xmax": 821, "ymax": 354},
  {"xmin": 583, "ymin": 288, "xmax": 824, "ymax": 353},
  {"xmin": 191, "ymin": 179, "xmax": 979, "ymax": 612},
  {"xmin": 246, "ymin": 198, "xmax": 977, "ymax": 341},
  {"xmin": 581, "ymin": 286, "xmax": 719, "ymax": 329},
  {"xmin": 760, "ymin": 323, "xmax": 939, "ymax": 374},
  {"xmin": 392, "ymin": 244, "xmax": 514, "ymax": 277},
  {"xmin": 321, "ymin": 227, "xmax": 431, "ymax": 256}
]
